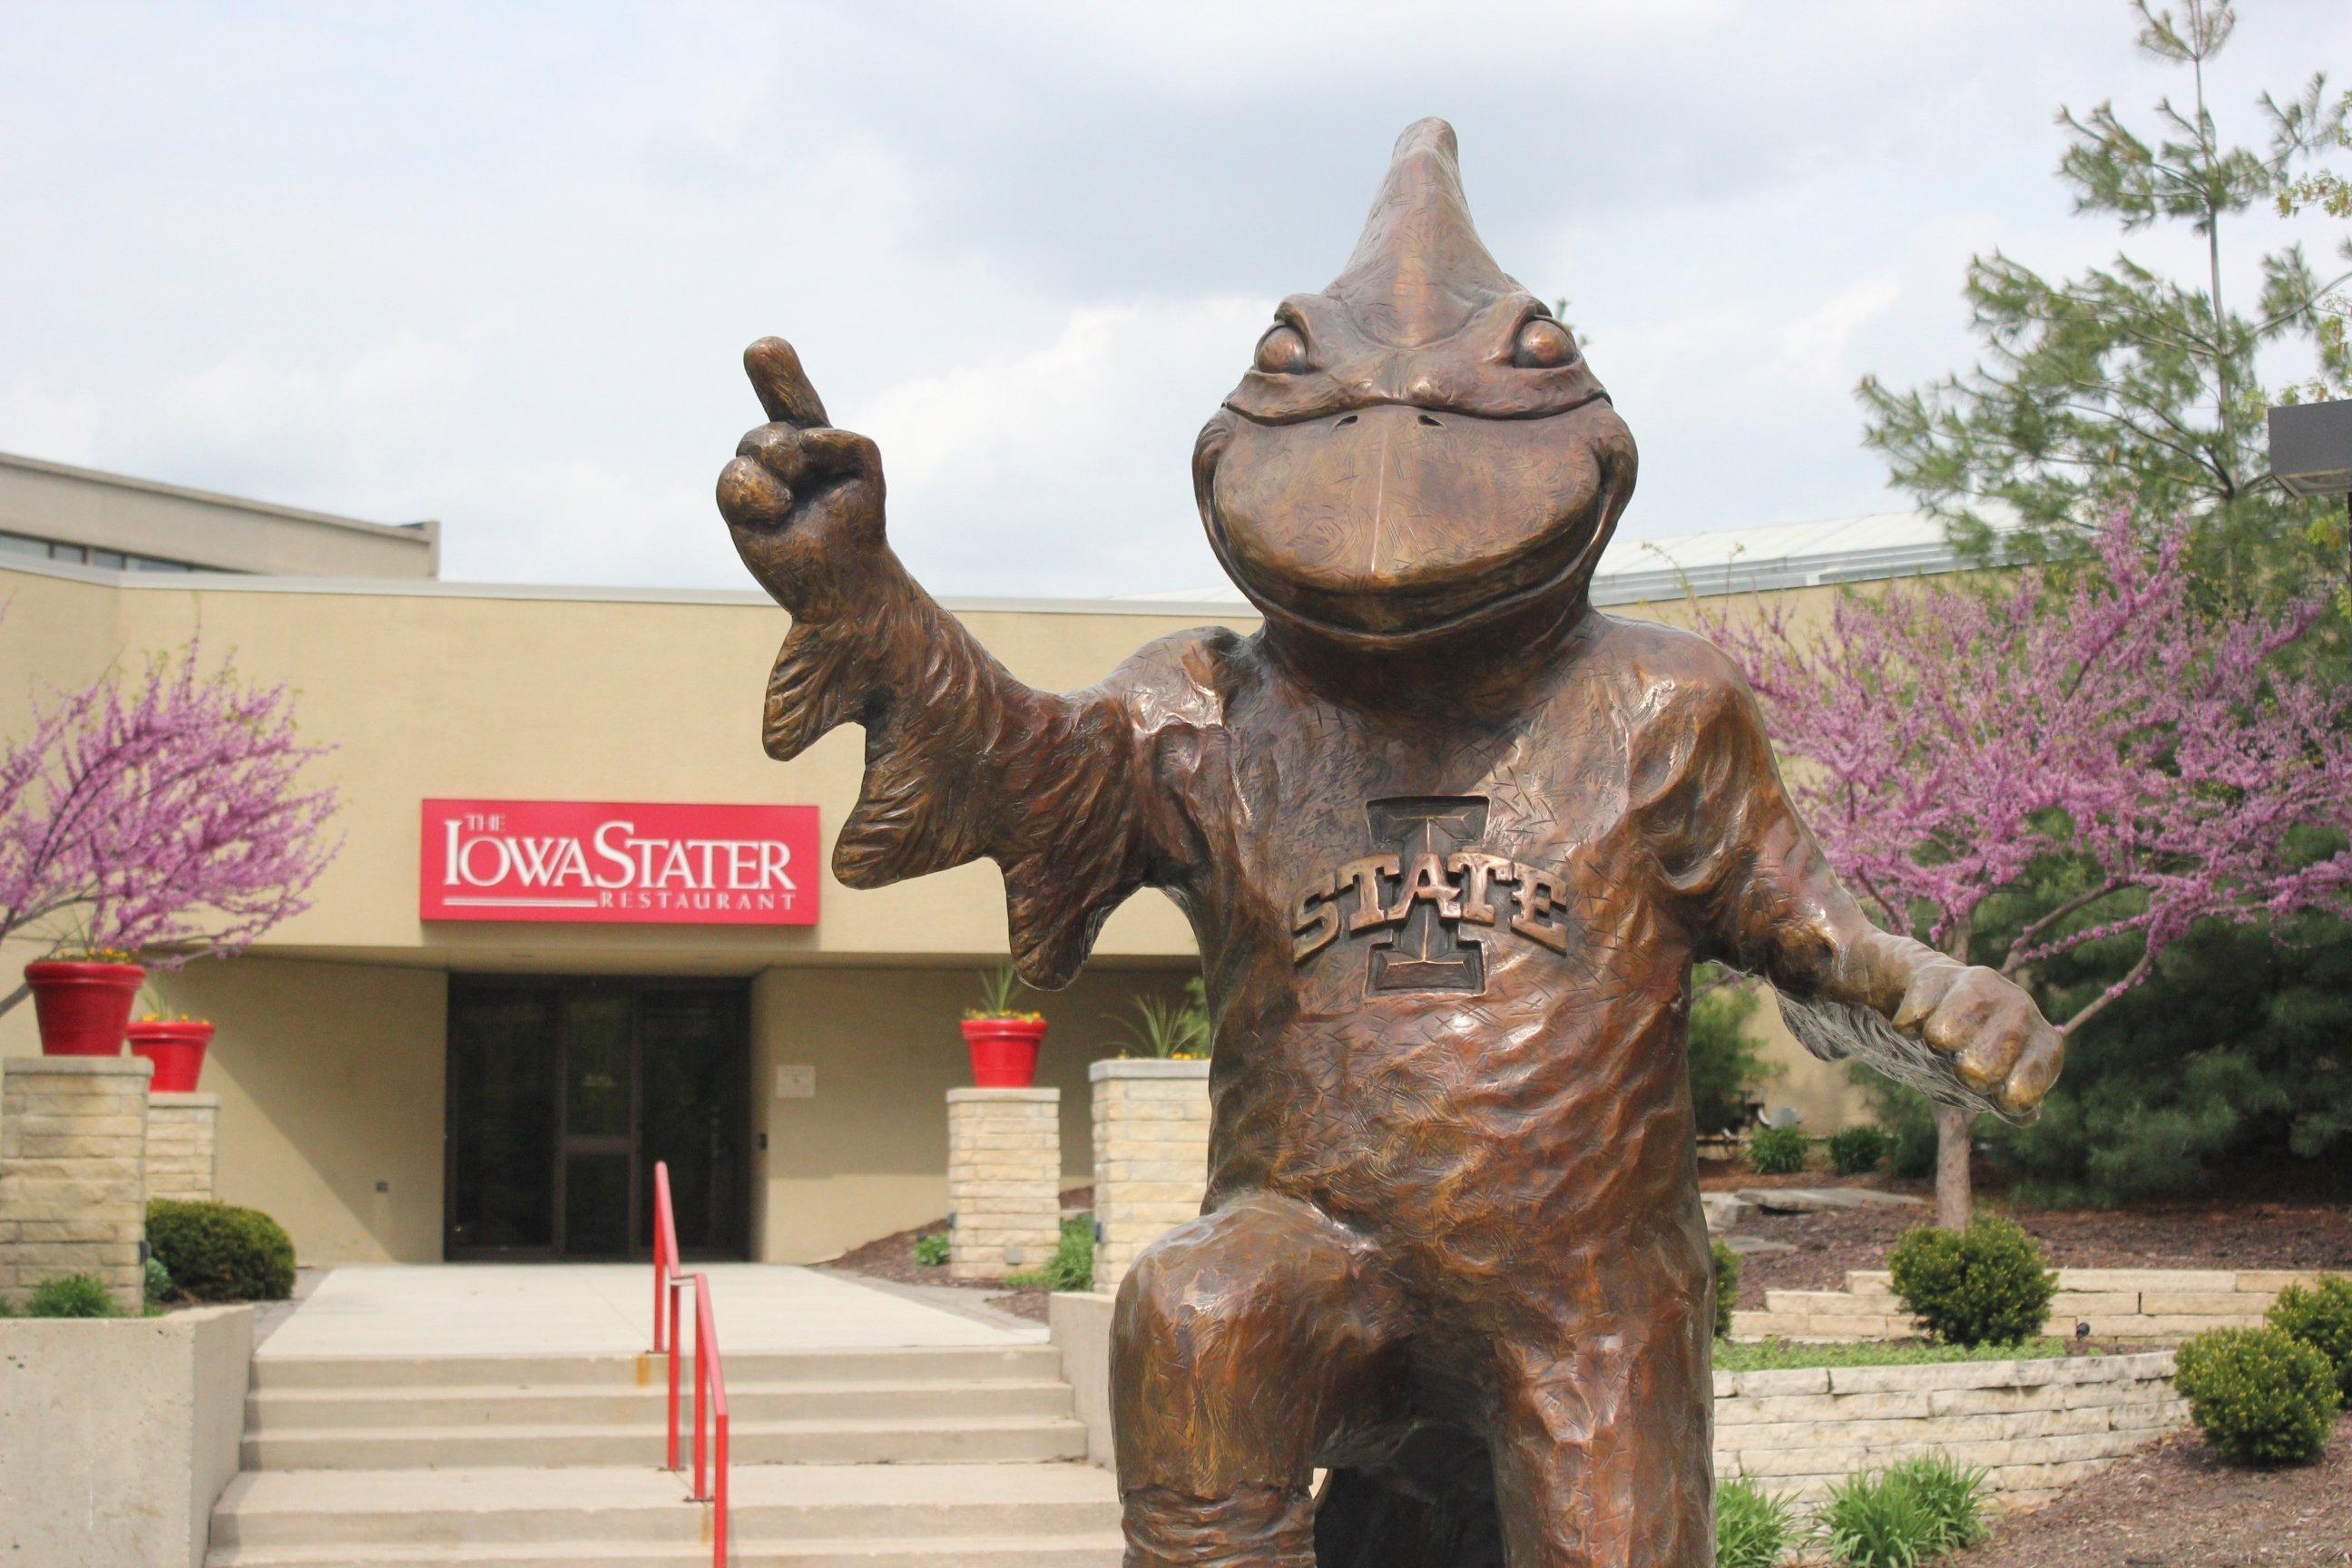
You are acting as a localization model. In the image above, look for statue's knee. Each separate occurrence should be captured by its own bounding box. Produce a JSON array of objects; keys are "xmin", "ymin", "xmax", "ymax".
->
[{"xmin": 1113, "ymin": 1224, "xmax": 1251, "ymax": 1368}]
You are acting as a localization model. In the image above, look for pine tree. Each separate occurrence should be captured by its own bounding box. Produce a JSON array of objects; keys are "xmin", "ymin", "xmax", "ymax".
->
[{"xmin": 1857, "ymin": 1, "xmax": 2350, "ymax": 612}]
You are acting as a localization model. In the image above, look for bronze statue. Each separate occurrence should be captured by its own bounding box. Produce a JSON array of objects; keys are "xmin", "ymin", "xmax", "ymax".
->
[{"xmin": 718, "ymin": 119, "xmax": 2062, "ymax": 1568}]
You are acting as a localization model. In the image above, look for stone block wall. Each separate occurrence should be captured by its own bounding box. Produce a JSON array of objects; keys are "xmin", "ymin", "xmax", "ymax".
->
[
  {"xmin": 945, "ymin": 1086, "xmax": 1061, "ymax": 1281},
  {"xmin": 1713, "ymin": 1350, "xmax": 2184, "ymax": 1512},
  {"xmin": 1046, "ymin": 1298, "xmax": 2189, "ymax": 1510},
  {"xmin": 1731, "ymin": 1267, "xmax": 2339, "ymax": 1343},
  {"xmin": 144, "ymin": 1093, "xmax": 220, "ymax": 1203},
  {"xmin": 1089, "ymin": 1058, "xmax": 1210, "ymax": 1293},
  {"xmin": 0, "ymin": 1054, "xmax": 152, "ymax": 1311}
]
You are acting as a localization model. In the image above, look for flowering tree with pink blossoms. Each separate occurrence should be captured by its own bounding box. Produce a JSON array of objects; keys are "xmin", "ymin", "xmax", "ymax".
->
[
  {"xmin": 0, "ymin": 637, "xmax": 341, "ymax": 1017},
  {"xmin": 1701, "ymin": 512, "xmax": 2352, "ymax": 1226}
]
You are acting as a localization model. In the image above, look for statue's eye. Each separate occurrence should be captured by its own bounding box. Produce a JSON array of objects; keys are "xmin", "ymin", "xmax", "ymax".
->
[
  {"xmin": 1514, "ymin": 318, "xmax": 1575, "ymax": 369},
  {"xmin": 1254, "ymin": 324, "xmax": 1309, "ymax": 374}
]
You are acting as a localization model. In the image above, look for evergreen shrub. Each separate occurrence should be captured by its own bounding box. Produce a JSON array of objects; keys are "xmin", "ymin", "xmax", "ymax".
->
[
  {"xmin": 2175, "ymin": 1326, "xmax": 2340, "ymax": 1465},
  {"xmin": 147, "ymin": 1199, "xmax": 295, "ymax": 1302},
  {"xmin": 1886, "ymin": 1218, "xmax": 2054, "ymax": 1347}
]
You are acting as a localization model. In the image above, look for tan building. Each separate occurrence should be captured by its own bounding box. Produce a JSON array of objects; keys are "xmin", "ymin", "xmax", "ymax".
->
[{"xmin": 2, "ymin": 459, "xmax": 1963, "ymax": 1267}]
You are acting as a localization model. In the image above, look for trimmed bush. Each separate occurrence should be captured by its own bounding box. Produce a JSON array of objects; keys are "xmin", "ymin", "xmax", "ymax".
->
[
  {"xmin": 2267, "ymin": 1275, "xmax": 2352, "ymax": 1401},
  {"xmin": 1711, "ymin": 1239, "xmax": 1742, "ymax": 1338},
  {"xmin": 147, "ymin": 1199, "xmax": 295, "ymax": 1303},
  {"xmin": 1714, "ymin": 1475, "xmax": 1803, "ymax": 1568},
  {"xmin": 912, "ymin": 1231, "xmax": 950, "ymax": 1268},
  {"xmin": 1886, "ymin": 1217, "xmax": 2055, "ymax": 1348},
  {"xmin": 1749, "ymin": 1125, "xmax": 1810, "ymax": 1175},
  {"xmin": 1827, "ymin": 1125, "xmax": 1889, "ymax": 1176},
  {"xmin": 1820, "ymin": 1455, "xmax": 1986, "ymax": 1568},
  {"xmin": 1007, "ymin": 1216, "xmax": 1094, "ymax": 1293},
  {"xmin": 144, "ymin": 1256, "xmax": 173, "ymax": 1307},
  {"xmin": 2175, "ymin": 1326, "xmax": 2340, "ymax": 1466},
  {"xmin": 25, "ymin": 1273, "xmax": 120, "ymax": 1318}
]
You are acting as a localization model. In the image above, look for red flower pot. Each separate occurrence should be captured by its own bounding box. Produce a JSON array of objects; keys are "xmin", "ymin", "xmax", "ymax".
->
[
  {"xmin": 23, "ymin": 961, "xmax": 145, "ymax": 1057},
  {"xmin": 128, "ymin": 1019, "xmax": 215, "ymax": 1093},
  {"xmin": 960, "ymin": 1017, "xmax": 1047, "ymax": 1088}
]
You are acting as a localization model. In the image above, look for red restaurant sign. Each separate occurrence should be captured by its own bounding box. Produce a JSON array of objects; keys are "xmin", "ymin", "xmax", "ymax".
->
[{"xmin": 419, "ymin": 799, "xmax": 819, "ymax": 925}]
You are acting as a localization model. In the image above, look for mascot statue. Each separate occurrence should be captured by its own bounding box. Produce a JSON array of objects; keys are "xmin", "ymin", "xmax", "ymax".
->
[{"xmin": 717, "ymin": 119, "xmax": 2062, "ymax": 1568}]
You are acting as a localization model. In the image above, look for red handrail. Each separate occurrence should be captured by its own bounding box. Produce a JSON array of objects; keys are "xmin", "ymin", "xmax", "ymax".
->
[
  {"xmin": 652, "ymin": 1161, "xmax": 682, "ymax": 1470},
  {"xmin": 652, "ymin": 1162, "xmax": 680, "ymax": 1351},
  {"xmin": 651, "ymin": 1161, "xmax": 730, "ymax": 1565}
]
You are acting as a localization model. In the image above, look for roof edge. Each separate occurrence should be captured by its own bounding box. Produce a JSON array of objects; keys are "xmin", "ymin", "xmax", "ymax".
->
[{"xmin": 0, "ymin": 449, "xmax": 440, "ymax": 544}]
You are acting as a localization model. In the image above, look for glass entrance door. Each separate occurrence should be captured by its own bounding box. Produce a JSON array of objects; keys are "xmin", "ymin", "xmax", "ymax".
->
[{"xmin": 446, "ymin": 976, "xmax": 750, "ymax": 1261}]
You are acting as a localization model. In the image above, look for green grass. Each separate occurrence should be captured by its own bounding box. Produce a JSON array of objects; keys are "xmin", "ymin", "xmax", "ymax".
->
[{"xmin": 1715, "ymin": 1337, "xmax": 2073, "ymax": 1372}]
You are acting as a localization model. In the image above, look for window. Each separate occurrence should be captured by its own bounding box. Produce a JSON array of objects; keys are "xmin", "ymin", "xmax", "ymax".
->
[{"xmin": 0, "ymin": 529, "xmax": 213, "ymax": 573}]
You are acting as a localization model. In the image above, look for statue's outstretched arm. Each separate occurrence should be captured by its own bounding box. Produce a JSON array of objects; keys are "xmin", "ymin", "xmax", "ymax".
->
[
  {"xmin": 717, "ymin": 338, "xmax": 1171, "ymax": 987},
  {"xmin": 1651, "ymin": 663, "xmax": 2063, "ymax": 1123}
]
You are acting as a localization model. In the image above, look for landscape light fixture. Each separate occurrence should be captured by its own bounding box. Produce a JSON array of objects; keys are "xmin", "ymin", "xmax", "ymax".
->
[{"xmin": 2267, "ymin": 398, "xmax": 2352, "ymax": 573}]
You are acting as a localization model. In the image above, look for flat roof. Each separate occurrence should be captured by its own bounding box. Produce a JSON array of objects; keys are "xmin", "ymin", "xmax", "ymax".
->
[
  {"xmin": 0, "ymin": 505, "xmax": 2014, "ymax": 615},
  {"xmin": 1124, "ymin": 508, "xmax": 2017, "ymax": 608},
  {"xmin": 0, "ymin": 449, "xmax": 438, "ymax": 546},
  {"xmin": 0, "ymin": 551, "xmax": 1249, "ymax": 618}
]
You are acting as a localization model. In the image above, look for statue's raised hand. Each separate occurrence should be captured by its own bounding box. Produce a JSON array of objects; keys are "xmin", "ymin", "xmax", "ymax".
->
[{"xmin": 717, "ymin": 338, "xmax": 887, "ymax": 621}]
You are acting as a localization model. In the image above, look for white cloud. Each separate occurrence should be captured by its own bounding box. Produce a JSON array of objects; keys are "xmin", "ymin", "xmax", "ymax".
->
[{"xmin": 2, "ymin": 0, "xmax": 2347, "ymax": 594}]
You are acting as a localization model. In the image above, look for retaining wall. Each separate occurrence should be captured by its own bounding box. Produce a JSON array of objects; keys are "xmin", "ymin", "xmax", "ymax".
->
[
  {"xmin": 0, "ymin": 1304, "xmax": 254, "ymax": 1568},
  {"xmin": 1716, "ymin": 1350, "xmax": 2181, "ymax": 1511},
  {"xmin": 1046, "ymin": 1292, "xmax": 2182, "ymax": 1513},
  {"xmin": 1733, "ymin": 1267, "xmax": 2337, "ymax": 1343}
]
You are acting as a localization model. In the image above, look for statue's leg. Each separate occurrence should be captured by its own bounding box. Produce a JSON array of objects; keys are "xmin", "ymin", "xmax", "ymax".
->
[
  {"xmin": 1482, "ymin": 1282, "xmax": 1714, "ymax": 1568},
  {"xmin": 1112, "ymin": 1191, "xmax": 1406, "ymax": 1568}
]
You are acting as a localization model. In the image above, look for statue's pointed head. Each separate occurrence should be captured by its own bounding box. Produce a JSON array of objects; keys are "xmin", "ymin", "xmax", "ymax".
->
[{"xmin": 1195, "ymin": 119, "xmax": 1637, "ymax": 646}]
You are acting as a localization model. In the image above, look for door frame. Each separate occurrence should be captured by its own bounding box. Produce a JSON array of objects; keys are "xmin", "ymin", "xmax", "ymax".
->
[{"xmin": 442, "ymin": 973, "xmax": 751, "ymax": 1263}]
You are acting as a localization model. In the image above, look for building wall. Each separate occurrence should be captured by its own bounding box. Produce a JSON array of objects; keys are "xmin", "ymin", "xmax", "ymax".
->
[
  {"xmin": 154, "ymin": 957, "xmax": 448, "ymax": 1263},
  {"xmin": 0, "ymin": 557, "xmax": 1901, "ymax": 1268},
  {"xmin": 0, "ymin": 564, "xmax": 1209, "ymax": 967},
  {"xmin": 750, "ymin": 964, "xmax": 1194, "ymax": 1263},
  {"xmin": 0, "ymin": 452, "xmax": 438, "ymax": 577}
]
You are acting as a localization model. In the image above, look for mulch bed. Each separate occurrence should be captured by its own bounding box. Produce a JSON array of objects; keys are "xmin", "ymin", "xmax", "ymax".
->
[
  {"xmin": 1735, "ymin": 1200, "xmax": 2352, "ymax": 1309},
  {"xmin": 1952, "ymin": 1416, "xmax": 2352, "ymax": 1567},
  {"xmin": 819, "ymin": 1185, "xmax": 1092, "ymax": 1324},
  {"xmin": 822, "ymin": 1176, "xmax": 2350, "ymax": 1324},
  {"xmin": 818, "ymin": 1167, "xmax": 2352, "ymax": 1560}
]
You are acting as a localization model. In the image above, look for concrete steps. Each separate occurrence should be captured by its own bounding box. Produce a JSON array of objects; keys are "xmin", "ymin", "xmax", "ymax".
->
[
  {"xmin": 211, "ymin": 1464, "xmax": 1121, "ymax": 1548},
  {"xmin": 248, "ymin": 1378, "xmax": 1080, "ymax": 1431},
  {"xmin": 207, "ymin": 1542, "xmax": 1128, "ymax": 1567},
  {"xmin": 211, "ymin": 1342, "xmax": 1121, "ymax": 1567},
  {"xmin": 248, "ymin": 1345, "xmax": 1063, "ymax": 1390},
  {"xmin": 243, "ymin": 1413, "xmax": 1092, "ymax": 1470}
]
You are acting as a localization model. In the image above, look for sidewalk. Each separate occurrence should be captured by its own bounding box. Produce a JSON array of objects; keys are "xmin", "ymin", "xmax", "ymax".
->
[{"xmin": 254, "ymin": 1263, "xmax": 1047, "ymax": 1358}]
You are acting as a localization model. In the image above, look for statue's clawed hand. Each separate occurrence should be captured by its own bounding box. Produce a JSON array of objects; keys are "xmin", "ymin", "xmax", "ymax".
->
[
  {"xmin": 717, "ymin": 338, "xmax": 887, "ymax": 620},
  {"xmin": 1895, "ymin": 963, "xmax": 2064, "ymax": 1120}
]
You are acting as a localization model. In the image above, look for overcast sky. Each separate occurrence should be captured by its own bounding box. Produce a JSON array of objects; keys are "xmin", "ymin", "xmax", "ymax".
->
[{"xmin": 4, "ymin": 2, "xmax": 2347, "ymax": 596}]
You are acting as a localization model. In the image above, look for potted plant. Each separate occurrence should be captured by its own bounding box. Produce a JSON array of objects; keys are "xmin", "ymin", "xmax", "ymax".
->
[
  {"xmin": 1113, "ymin": 979, "xmax": 1211, "ymax": 1060},
  {"xmin": 960, "ymin": 965, "xmax": 1047, "ymax": 1088},
  {"xmin": 127, "ymin": 1002, "xmax": 216, "ymax": 1093},
  {"xmin": 21, "ymin": 946, "xmax": 145, "ymax": 1057}
]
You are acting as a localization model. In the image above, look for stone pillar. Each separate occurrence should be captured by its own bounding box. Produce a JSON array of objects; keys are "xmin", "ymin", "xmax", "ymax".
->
[
  {"xmin": 144, "ymin": 1093, "xmax": 220, "ymax": 1203},
  {"xmin": 946, "ymin": 1086, "xmax": 1062, "ymax": 1281},
  {"xmin": 1090, "ymin": 1057, "xmax": 1211, "ymax": 1293},
  {"xmin": 0, "ymin": 1054, "xmax": 152, "ymax": 1311}
]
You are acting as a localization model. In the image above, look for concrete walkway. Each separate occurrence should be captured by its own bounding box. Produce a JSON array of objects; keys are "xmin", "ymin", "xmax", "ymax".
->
[{"xmin": 255, "ymin": 1264, "xmax": 1044, "ymax": 1359}]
